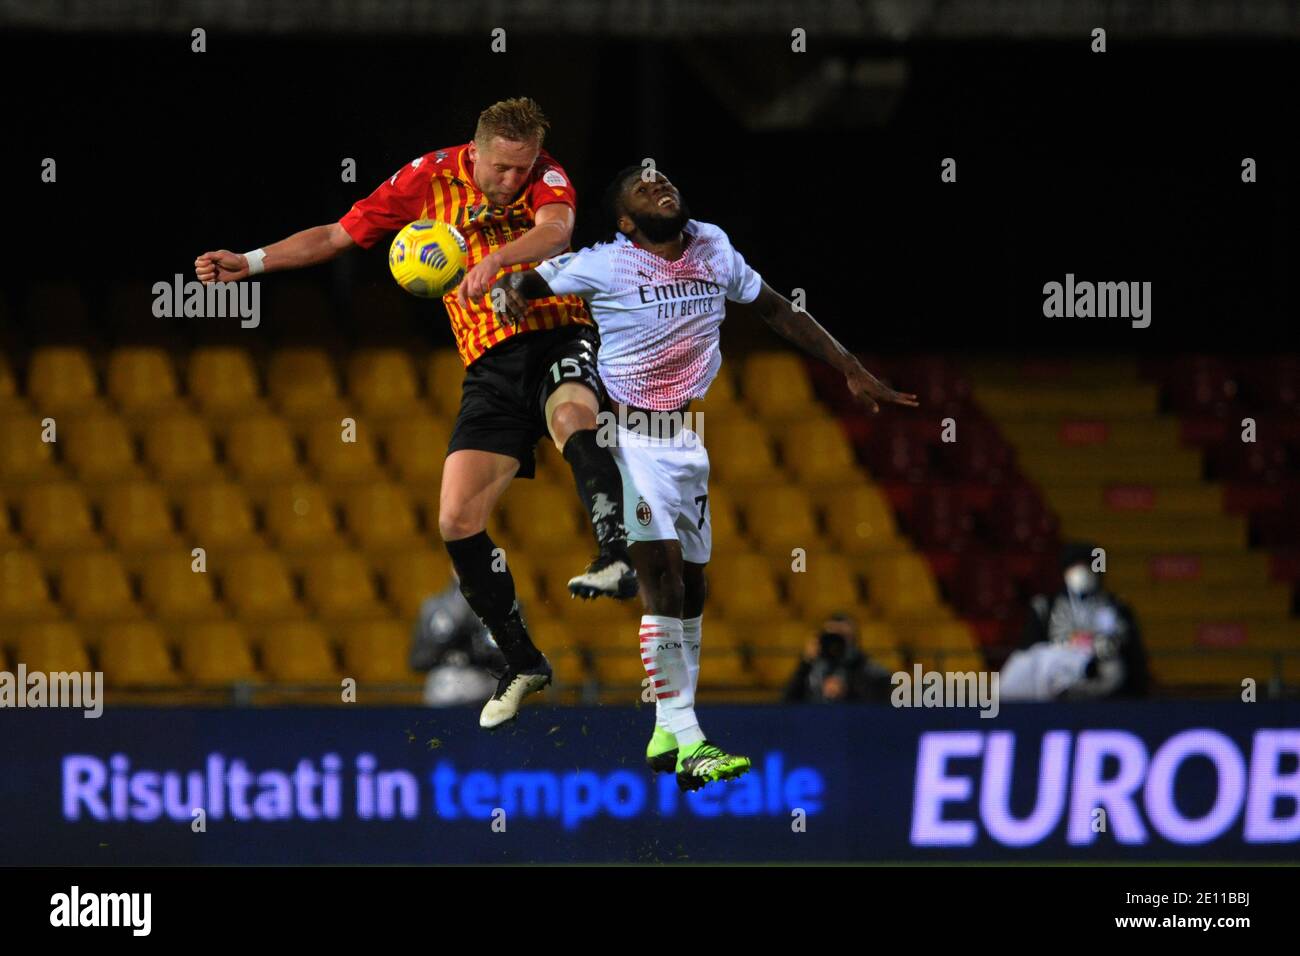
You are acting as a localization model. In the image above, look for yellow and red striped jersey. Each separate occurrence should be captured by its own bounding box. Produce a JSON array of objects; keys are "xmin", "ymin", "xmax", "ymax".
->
[{"xmin": 339, "ymin": 143, "xmax": 591, "ymax": 365}]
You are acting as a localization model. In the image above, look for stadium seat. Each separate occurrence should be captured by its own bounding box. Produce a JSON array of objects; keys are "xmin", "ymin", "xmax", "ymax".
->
[
  {"xmin": 27, "ymin": 347, "xmax": 102, "ymax": 413},
  {"xmin": 142, "ymin": 414, "xmax": 221, "ymax": 484},
  {"xmin": 339, "ymin": 482, "xmax": 422, "ymax": 550},
  {"xmin": 106, "ymin": 347, "xmax": 186, "ymax": 418},
  {"xmin": 381, "ymin": 415, "xmax": 450, "ymax": 486},
  {"xmin": 100, "ymin": 482, "xmax": 181, "ymax": 552},
  {"xmin": 591, "ymin": 651, "xmax": 652, "ymax": 689},
  {"xmin": 20, "ymin": 483, "xmax": 101, "ymax": 550},
  {"xmin": 860, "ymin": 552, "xmax": 946, "ymax": 618},
  {"xmin": 741, "ymin": 353, "xmax": 821, "ymax": 420},
  {"xmin": 261, "ymin": 483, "xmax": 343, "ymax": 552},
  {"xmin": 301, "ymin": 550, "xmax": 386, "ymax": 618},
  {"xmin": 814, "ymin": 484, "xmax": 902, "ymax": 554},
  {"xmin": 0, "ymin": 355, "xmax": 25, "ymax": 412},
  {"xmin": 0, "ymin": 551, "xmax": 60, "ymax": 621},
  {"xmin": 426, "ymin": 351, "xmax": 466, "ymax": 416},
  {"xmin": 61, "ymin": 414, "xmax": 144, "ymax": 484},
  {"xmin": 14, "ymin": 621, "xmax": 90, "ymax": 673},
  {"xmin": 223, "ymin": 415, "xmax": 304, "ymax": 484},
  {"xmin": 348, "ymin": 350, "xmax": 423, "ymax": 417},
  {"xmin": 377, "ymin": 548, "xmax": 452, "ymax": 619},
  {"xmin": 783, "ymin": 553, "xmax": 862, "ymax": 620},
  {"xmin": 339, "ymin": 619, "xmax": 417, "ymax": 683},
  {"xmin": 188, "ymin": 348, "xmax": 265, "ymax": 416},
  {"xmin": 749, "ymin": 649, "xmax": 802, "ymax": 689},
  {"xmin": 257, "ymin": 621, "xmax": 340, "ymax": 683},
  {"xmin": 735, "ymin": 485, "xmax": 821, "ymax": 554},
  {"xmin": 220, "ymin": 550, "xmax": 305, "ymax": 621},
  {"xmin": 268, "ymin": 349, "xmax": 347, "ymax": 418},
  {"xmin": 0, "ymin": 415, "xmax": 61, "ymax": 482},
  {"xmin": 704, "ymin": 418, "xmax": 781, "ymax": 486},
  {"xmin": 696, "ymin": 646, "xmax": 753, "ymax": 690},
  {"xmin": 302, "ymin": 417, "xmax": 384, "ymax": 485},
  {"xmin": 55, "ymin": 551, "xmax": 142, "ymax": 623},
  {"xmin": 500, "ymin": 481, "xmax": 585, "ymax": 548},
  {"xmin": 179, "ymin": 483, "xmax": 262, "ymax": 549},
  {"xmin": 177, "ymin": 622, "xmax": 260, "ymax": 686},
  {"xmin": 0, "ymin": 500, "xmax": 20, "ymax": 548},
  {"xmin": 140, "ymin": 553, "xmax": 225, "ymax": 622},
  {"xmin": 98, "ymin": 622, "xmax": 182, "ymax": 687},
  {"xmin": 547, "ymin": 648, "xmax": 590, "ymax": 689},
  {"xmin": 705, "ymin": 554, "xmax": 783, "ymax": 619},
  {"xmin": 701, "ymin": 486, "xmax": 745, "ymax": 549},
  {"xmin": 779, "ymin": 418, "xmax": 863, "ymax": 485}
]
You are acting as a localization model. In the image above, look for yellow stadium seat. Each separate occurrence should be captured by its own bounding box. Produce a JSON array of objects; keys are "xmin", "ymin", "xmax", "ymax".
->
[
  {"xmin": 0, "ymin": 415, "xmax": 61, "ymax": 482},
  {"xmin": 780, "ymin": 418, "xmax": 863, "ymax": 485},
  {"xmin": 106, "ymin": 348, "xmax": 186, "ymax": 417},
  {"xmin": 339, "ymin": 482, "xmax": 421, "ymax": 550},
  {"xmin": 100, "ymin": 482, "xmax": 180, "ymax": 552},
  {"xmin": 382, "ymin": 415, "xmax": 450, "ymax": 486},
  {"xmin": 224, "ymin": 416, "xmax": 304, "ymax": 483},
  {"xmin": 702, "ymin": 487, "xmax": 746, "ymax": 549},
  {"xmin": 500, "ymin": 481, "xmax": 585, "ymax": 548},
  {"xmin": 348, "ymin": 350, "xmax": 422, "ymax": 417},
  {"xmin": 426, "ymin": 351, "xmax": 466, "ymax": 416},
  {"xmin": 591, "ymin": 651, "xmax": 652, "ymax": 689},
  {"xmin": 140, "ymin": 553, "xmax": 225, "ymax": 622},
  {"xmin": 783, "ymin": 553, "xmax": 862, "ymax": 620},
  {"xmin": 861, "ymin": 552, "xmax": 945, "ymax": 618},
  {"xmin": 303, "ymin": 417, "xmax": 384, "ymax": 485},
  {"xmin": 188, "ymin": 348, "xmax": 265, "ymax": 416},
  {"xmin": 268, "ymin": 349, "xmax": 346, "ymax": 417},
  {"xmin": 0, "ymin": 355, "xmax": 24, "ymax": 411},
  {"xmin": 61, "ymin": 414, "xmax": 144, "ymax": 483},
  {"xmin": 741, "ymin": 353, "xmax": 820, "ymax": 420},
  {"xmin": 0, "ymin": 551, "xmax": 60, "ymax": 621},
  {"xmin": 301, "ymin": 550, "xmax": 385, "ymax": 618},
  {"xmin": 56, "ymin": 551, "xmax": 142, "ymax": 623},
  {"xmin": 378, "ymin": 548, "xmax": 452, "ymax": 619},
  {"xmin": 697, "ymin": 646, "xmax": 753, "ymax": 689},
  {"xmin": 27, "ymin": 347, "xmax": 102, "ymax": 412},
  {"xmin": 20, "ymin": 483, "xmax": 101, "ymax": 550},
  {"xmin": 261, "ymin": 483, "xmax": 343, "ymax": 552},
  {"xmin": 142, "ymin": 414, "xmax": 221, "ymax": 483},
  {"xmin": 706, "ymin": 554, "xmax": 783, "ymax": 619},
  {"xmin": 340, "ymin": 619, "xmax": 418, "ymax": 683},
  {"xmin": 750, "ymin": 650, "xmax": 802, "ymax": 689},
  {"xmin": 258, "ymin": 621, "xmax": 340, "ymax": 682},
  {"xmin": 691, "ymin": 368, "xmax": 747, "ymax": 423},
  {"xmin": 735, "ymin": 485, "xmax": 821, "ymax": 554},
  {"xmin": 220, "ymin": 550, "xmax": 305, "ymax": 621},
  {"xmin": 738, "ymin": 616, "xmax": 814, "ymax": 652},
  {"xmin": 14, "ymin": 621, "xmax": 90, "ymax": 673},
  {"xmin": 815, "ymin": 484, "xmax": 902, "ymax": 554},
  {"xmin": 179, "ymin": 483, "xmax": 262, "ymax": 549},
  {"xmin": 703, "ymin": 418, "xmax": 781, "ymax": 486},
  {"xmin": 99, "ymin": 622, "xmax": 181, "ymax": 687},
  {"xmin": 178, "ymin": 622, "xmax": 260, "ymax": 686},
  {"xmin": 548, "ymin": 648, "xmax": 589, "ymax": 688},
  {"xmin": 0, "ymin": 500, "xmax": 20, "ymax": 548}
]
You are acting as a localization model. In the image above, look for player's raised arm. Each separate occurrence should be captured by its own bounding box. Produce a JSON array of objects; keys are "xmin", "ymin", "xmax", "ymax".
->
[
  {"xmin": 194, "ymin": 222, "xmax": 357, "ymax": 284},
  {"xmin": 750, "ymin": 281, "xmax": 919, "ymax": 414},
  {"xmin": 458, "ymin": 201, "xmax": 574, "ymax": 305}
]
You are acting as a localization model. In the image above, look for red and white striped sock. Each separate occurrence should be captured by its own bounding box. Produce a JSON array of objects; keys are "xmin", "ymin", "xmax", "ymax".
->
[{"xmin": 640, "ymin": 614, "xmax": 703, "ymax": 746}]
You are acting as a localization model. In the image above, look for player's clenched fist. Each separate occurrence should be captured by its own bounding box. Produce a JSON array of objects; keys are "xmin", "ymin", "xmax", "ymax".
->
[{"xmin": 194, "ymin": 250, "xmax": 249, "ymax": 284}]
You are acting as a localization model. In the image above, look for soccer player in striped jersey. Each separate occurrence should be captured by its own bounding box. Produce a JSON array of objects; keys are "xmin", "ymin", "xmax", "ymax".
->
[
  {"xmin": 194, "ymin": 99, "xmax": 636, "ymax": 729},
  {"xmin": 492, "ymin": 166, "xmax": 918, "ymax": 790}
]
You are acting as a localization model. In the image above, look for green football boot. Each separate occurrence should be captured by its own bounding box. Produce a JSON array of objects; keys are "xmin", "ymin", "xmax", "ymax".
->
[
  {"xmin": 675, "ymin": 739, "xmax": 752, "ymax": 792},
  {"xmin": 645, "ymin": 727, "xmax": 678, "ymax": 773}
]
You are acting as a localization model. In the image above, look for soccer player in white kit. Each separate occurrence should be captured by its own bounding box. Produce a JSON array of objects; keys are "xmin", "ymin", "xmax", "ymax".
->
[{"xmin": 492, "ymin": 166, "xmax": 918, "ymax": 790}]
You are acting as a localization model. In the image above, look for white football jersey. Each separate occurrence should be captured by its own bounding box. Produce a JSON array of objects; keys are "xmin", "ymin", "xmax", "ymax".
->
[{"xmin": 534, "ymin": 219, "xmax": 763, "ymax": 409}]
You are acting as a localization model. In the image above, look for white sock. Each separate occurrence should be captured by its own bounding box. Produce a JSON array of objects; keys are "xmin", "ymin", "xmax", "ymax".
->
[
  {"xmin": 682, "ymin": 615, "xmax": 703, "ymax": 697},
  {"xmin": 640, "ymin": 615, "xmax": 703, "ymax": 746}
]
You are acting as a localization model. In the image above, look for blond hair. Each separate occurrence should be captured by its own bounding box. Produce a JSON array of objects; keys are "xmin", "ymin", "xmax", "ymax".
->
[{"xmin": 475, "ymin": 97, "xmax": 550, "ymax": 147}]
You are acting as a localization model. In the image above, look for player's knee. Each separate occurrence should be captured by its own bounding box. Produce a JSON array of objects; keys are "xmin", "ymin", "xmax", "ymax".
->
[
  {"xmin": 550, "ymin": 401, "xmax": 598, "ymax": 449},
  {"xmin": 437, "ymin": 506, "xmax": 486, "ymax": 542}
]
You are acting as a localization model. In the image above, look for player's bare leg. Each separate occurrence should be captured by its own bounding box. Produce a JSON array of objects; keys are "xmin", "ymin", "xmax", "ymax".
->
[
  {"xmin": 545, "ymin": 381, "xmax": 637, "ymax": 600},
  {"xmin": 439, "ymin": 449, "xmax": 551, "ymax": 728},
  {"xmin": 631, "ymin": 541, "xmax": 749, "ymax": 790}
]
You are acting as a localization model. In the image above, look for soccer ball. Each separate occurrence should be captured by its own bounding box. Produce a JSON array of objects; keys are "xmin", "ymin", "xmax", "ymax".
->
[{"xmin": 388, "ymin": 219, "xmax": 468, "ymax": 298}]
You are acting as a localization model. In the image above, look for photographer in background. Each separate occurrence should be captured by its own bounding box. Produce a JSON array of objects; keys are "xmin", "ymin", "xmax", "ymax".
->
[
  {"xmin": 1002, "ymin": 541, "xmax": 1150, "ymax": 700},
  {"xmin": 783, "ymin": 612, "xmax": 893, "ymax": 704},
  {"xmin": 410, "ymin": 576, "xmax": 510, "ymax": 707}
]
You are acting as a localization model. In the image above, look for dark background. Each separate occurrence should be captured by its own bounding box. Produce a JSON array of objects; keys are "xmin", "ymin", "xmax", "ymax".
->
[{"xmin": 4, "ymin": 30, "xmax": 1295, "ymax": 354}]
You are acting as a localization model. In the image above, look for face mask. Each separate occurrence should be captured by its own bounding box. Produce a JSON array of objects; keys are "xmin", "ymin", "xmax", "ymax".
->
[{"xmin": 1064, "ymin": 566, "xmax": 1098, "ymax": 597}]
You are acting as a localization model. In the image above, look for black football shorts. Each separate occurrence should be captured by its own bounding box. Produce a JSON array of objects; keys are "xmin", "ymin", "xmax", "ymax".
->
[{"xmin": 447, "ymin": 323, "xmax": 603, "ymax": 478}]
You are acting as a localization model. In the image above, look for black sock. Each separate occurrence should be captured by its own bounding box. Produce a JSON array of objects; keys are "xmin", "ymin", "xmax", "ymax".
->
[
  {"xmin": 443, "ymin": 531, "xmax": 541, "ymax": 668},
  {"xmin": 562, "ymin": 429, "xmax": 628, "ymax": 554}
]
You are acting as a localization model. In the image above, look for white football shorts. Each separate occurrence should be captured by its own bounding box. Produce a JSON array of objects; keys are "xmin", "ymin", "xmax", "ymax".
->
[{"xmin": 611, "ymin": 425, "xmax": 711, "ymax": 563}]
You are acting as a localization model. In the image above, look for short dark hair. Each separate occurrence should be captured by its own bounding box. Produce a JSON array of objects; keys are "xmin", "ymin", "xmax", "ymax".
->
[
  {"xmin": 602, "ymin": 165, "xmax": 648, "ymax": 227},
  {"xmin": 475, "ymin": 97, "xmax": 549, "ymax": 147}
]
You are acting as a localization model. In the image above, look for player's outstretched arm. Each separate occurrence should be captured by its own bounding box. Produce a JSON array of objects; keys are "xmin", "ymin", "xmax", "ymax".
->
[
  {"xmin": 458, "ymin": 203, "xmax": 575, "ymax": 306},
  {"xmin": 751, "ymin": 281, "xmax": 919, "ymax": 414},
  {"xmin": 488, "ymin": 269, "xmax": 556, "ymax": 327},
  {"xmin": 194, "ymin": 222, "xmax": 356, "ymax": 284}
]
